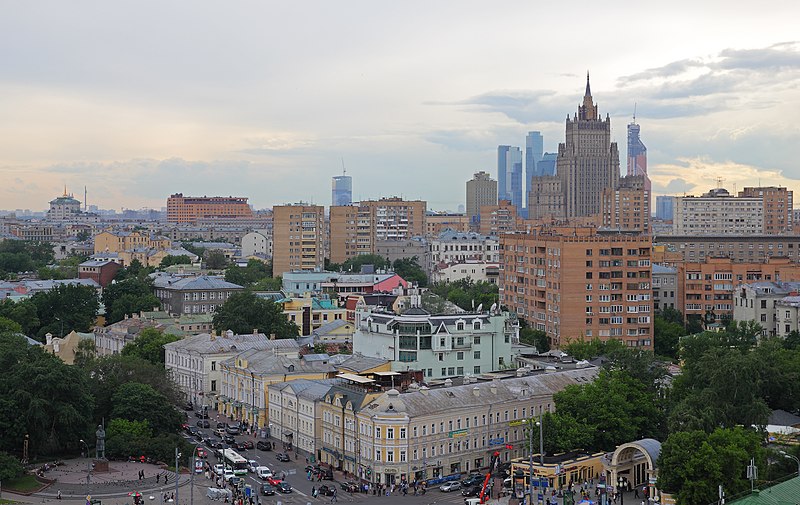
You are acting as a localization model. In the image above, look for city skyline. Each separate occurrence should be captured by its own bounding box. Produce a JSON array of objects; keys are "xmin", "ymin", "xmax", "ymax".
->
[{"xmin": 0, "ymin": 1, "xmax": 798, "ymax": 211}]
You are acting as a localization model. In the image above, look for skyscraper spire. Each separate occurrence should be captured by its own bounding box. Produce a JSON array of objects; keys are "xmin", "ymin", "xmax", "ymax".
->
[{"xmin": 585, "ymin": 71, "xmax": 591, "ymax": 97}]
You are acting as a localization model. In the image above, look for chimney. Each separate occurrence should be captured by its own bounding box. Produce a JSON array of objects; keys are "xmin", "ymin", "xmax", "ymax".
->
[
  {"xmin": 210, "ymin": 332, "xmax": 216, "ymax": 341},
  {"xmin": 270, "ymin": 333, "xmax": 276, "ymax": 340},
  {"xmin": 472, "ymin": 386, "xmax": 480, "ymax": 397},
  {"xmin": 419, "ymin": 386, "xmax": 429, "ymax": 395},
  {"xmin": 444, "ymin": 378, "xmax": 453, "ymax": 388},
  {"xmin": 490, "ymin": 383, "xmax": 497, "ymax": 395},
  {"xmin": 253, "ymin": 328, "xmax": 258, "ymax": 336},
  {"xmin": 46, "ymin": 333, "xmax": 53, "ymax": 345}
]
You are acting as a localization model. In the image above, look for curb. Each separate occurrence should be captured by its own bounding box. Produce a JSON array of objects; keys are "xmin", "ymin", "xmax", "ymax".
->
[{"xmin": 30, "ymin": 476, "xmax": 192, "ymax": 500}]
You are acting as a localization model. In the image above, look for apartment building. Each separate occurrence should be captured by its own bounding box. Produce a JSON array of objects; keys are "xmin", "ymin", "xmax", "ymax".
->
[
  {"xmin": 479, "ymin": 200, "xmax": 518, "ymax": 236},
  {"xmin": 353, "ymin": 307, "xmax": 517, "ymax": 379},
  {"xmin": 732, "ymin": 281, "xmax": 800, "ymax": 336},
  {"xmin": 151, "ymin": 274, "xmax": 243, "ymax": 315},
  {"xmin": 678, "ymin": 257, "xmax": 800, "ymax": 325},
  {"xmin": 739, "ymin": 186, "xmax": 793, "ymax": 234},
  {"xmin": 166, "ymin": 193, "xmax": 253, "ymax": 224},
  {"xmin": 500, "ymin": 230, "xmax": 653, "ymax": 349},
  {"xmin": 317, "ymin": 367, "xmax": 598, "ymax": 486},
  {"xmin": 672, "ymin": 188, "xmax": 763, "ymax": 235},
  {"xmin": 426, "ymin": 213, "xmax": 470, "ymax": 237},
  {"xmin": 428, "ymin": 230, "xmax": 499, "ymax": 273},
  {"xmin": 599, "ymin": 175, "xmax": 650, "ymax": 234},
  {"xmin": 652, "ymin": 265, "xmax": 678, "ymax": 312},
  {"xmin": 272, "ymin": 204, "xmax": 325, "ymax": 276},
  {"xmin": 466, "ymin": 172, "xmax": 498, "ymax": 230},
  {"xmin": 94, "ymin": 230, "xmax": 171, "ymax": 255},
  {"xmin": 329, "ymin": 198, "xmax": 426, "ymax": 264},
  {"xmin": 653, "ymin": 235, "xmax": 800, "ymax": 264}
]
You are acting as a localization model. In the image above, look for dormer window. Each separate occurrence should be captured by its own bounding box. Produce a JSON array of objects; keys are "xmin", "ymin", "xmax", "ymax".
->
[{"xmin": 473, "ymin": 320, "xmax": 482, "ymax": 330}]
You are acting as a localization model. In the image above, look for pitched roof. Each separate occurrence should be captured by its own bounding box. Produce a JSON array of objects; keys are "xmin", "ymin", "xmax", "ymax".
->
[
  {"xmin": 729, "ymin": 476, "xmax": 800, "ymax": 505},
  {"xmin": 312, "ymin": 320, "xmax": 352, "ymax": 336},
  {"xmin": 330, "ymin": 353, "xmax": 390, "ymax": 373},
  {"xmin": 152, "ymin": 274, "xmax": 242, "ymax": 290},
  {"xmin": 163, "ymin": 332, "xmax": 297, "ymax": 354},
  {"xmin": 222, "ymin": 349, "xmax": 336, "ymax": 375},
  {"xmin": 768, "ymin": 409, "xmax": 800, "ymax": 427}
]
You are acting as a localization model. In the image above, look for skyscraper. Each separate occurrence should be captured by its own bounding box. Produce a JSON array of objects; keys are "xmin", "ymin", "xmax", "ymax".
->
[
  {"xmin": 557, "ymin": 73, "xmax": 620, "ymax": 218},
  {"xmin": 627, "ymin": 117, "xmax": 650, "ymax": 197},
  {"xmin": 508, "ymin": 147, "xmax": 523, "ymax": 213},
  {"xmin": 525, "ymin": 131, "xmax": 544, "ymax": 178},
  {"xmin": 466, "ymin": 171, "xmax": 498, "ymax": 230},
  {"xmin": 497, "ymin": 145, "xmax": 510, "ymax": 201},
  {"xmin": 537, "ymin": 152, "xmax": 557, "ymax": 176},
  {"xmin": 332, "ymin": 172, "xmax": 353, "ymax": 207}
]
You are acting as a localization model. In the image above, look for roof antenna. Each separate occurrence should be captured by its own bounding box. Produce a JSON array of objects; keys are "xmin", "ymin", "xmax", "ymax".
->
[
  {"xmin": 633, "ymin": 102, "xmax": 637, "ymax": 124},
  {"xmin": 341, "ymin": 158, "xmax": 346, "ymax": 176}
]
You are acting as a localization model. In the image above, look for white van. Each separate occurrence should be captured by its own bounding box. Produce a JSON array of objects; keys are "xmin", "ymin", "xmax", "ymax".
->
[{"xmin": 256, "ymin": 466, "xmax": 273, "ymax": 480}]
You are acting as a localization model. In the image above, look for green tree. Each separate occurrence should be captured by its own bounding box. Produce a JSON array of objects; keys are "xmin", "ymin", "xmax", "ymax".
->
[
  {"xmin": 392, "ymin": 257, "xmax": 427, "ymax": 287},
  {"xmin": 204, "ymin": 250, "xmax": 228, "ymax": 269},
  {"xmin": 251, "ymin": 276, "xmax": 282, "ymax": 291},
  {"xmin": 102, "ymin": 277, "xmax": 160, "ymax": 323},
  {"xmin": 0, "ymin": 299, "xmax": 39, "ymax": 336},
  {"xmin": 0, "ymin": 332, "xmax": 94, "ymax": 456},
  {"xmin": 0, "ymin": 451, "xmax": 24, "ymax": 480},
  {"xmin": 111, "ymin": 382, "xmax": 183, "ymax": 434},
  {"xmin": 429, "ymin": 279, "xmax": 499, "ymax": 312},
  {"xmin": 159, "ymin": 255, "xmax": 192, "ymax": 268},
  {"xmin": 658, "ymin": 427, "xmax": 765, "ymax": 505},
  {"xmin": 30, "ymin": 283, "xmax": 99, "ymax": 338},
  {"xmin": 332, "ymin": 254, "xmax": 390, "ymax": 273},
  {"xmin": 181, "ymin": 242, "xmax": 206, "ymax": 258},
  {"xmin": 518, "ymin": 326, "xmax": 550, "ymax": 352},
  {"xmin": 659, "ymin": 307, "xmax": 684, "ymax": 325},
  {"xmin": 121, "ymin": 328, "xmax": 180, "ymax": 364},
  {"xmin": 212, "ymin": 291, "xmax": 299, "ymax": 337},
  {"xmin": 224, "ymin": 259, "xmax": 272, "ymax": 286},
  {"xmin": 654, "ymin": 315, "xmax": 685, "ymax": 359},
  {"xmin": 784, "ymin": 330, "xmax": 800, "ymax": 350},
  {"xmin": 525, "ymin": 412, "xmax": 592, "ymax": 456},
  {"xmin": 73, "ymin": 337, "xmax": 97, "ymax": 368},
  {"xmin": 112, "ymin": 258, "xmax": 154, "ymax": 282}
]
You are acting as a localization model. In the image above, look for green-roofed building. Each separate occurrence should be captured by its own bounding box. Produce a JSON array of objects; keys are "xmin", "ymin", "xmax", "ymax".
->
[{"xmin": 728, "ymin": 475, "xmax": 800, "ymax": 505}]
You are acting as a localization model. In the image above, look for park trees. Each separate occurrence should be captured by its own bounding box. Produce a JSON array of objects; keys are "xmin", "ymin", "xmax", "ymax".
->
[
  {"xmin": 120, "ymin": 328, "xmax": 180, "ymax": 364},
  {"xmin": 111, "ymin": 382, "xmax": 183, "ymax": 433},
  {"xmin": 429, "ymin": 279, "xmax": 499, "ymax": 312},
  {"xmin": 29, "ymin": 283, "xmax": 99, "ymax": 339},
  {"xmin": 212, "ymin": 291, "xmax": 299, "ymax": 337},
  {"xmin": 101, "ymin": 276, "xmax": 160, "ymax": 324},
  {"xmin": 224, "ymin": 259, "xmax": 274, "ymax": 287}
]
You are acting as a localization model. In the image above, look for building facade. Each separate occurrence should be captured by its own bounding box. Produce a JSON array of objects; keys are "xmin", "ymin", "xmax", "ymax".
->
[
  {"xmin": 599, "ymin": 175, "xmax": 650, "ymax": 234},
  {"xmin": 426, "ymin": 213, "xmax": 470, "ymax": 237},
  {"xmin": 479, "ymin": 200, "xmax": 518, "ymax": 236},
  {"xmin": 732, "ymin": 282, "xmax": 800, "ymax": 336},
  {"xmin": 272, "ymin": 204, "xmax": 325, "ymax": 275},
  {"xmin": 652, "ymin": 235, "xmax": 800, "ymax": 264},
  {"xmin": 500, "ymin": 230, "xmax": 653, "ymax": 349},
  {"xmin": 652, "ymin": 265, "xmax": 678, "ymax": 312},
  {"xmin": 151, "ymin": 274, "xmax": 243, "ymax": 315},
  {"xmin": 655, "ymin": 196, "xmax": 674, "ymax": 221},
  {"xmin": 353, "ymin": 307, "xmax": 518, "ymax": 379},
  {"xmin": 332, "ymin": 174, "xmax": 353, "ymax": 207},
  {"xmin": 428, "ymin": 230, "xmax": 499, "ymax": 274},
  {"xmin": 466, "ymin": 172, "xmax": 498, "ymax": 230},
  {"xmin": 166, "ymin": 193, "xmax": 253, "ymax": 224},
  {"xmin": 673, "ymin": 188, "xmax": 763, "ymax": 235},
  {"xmin": 739, "ymin": 186, "xmax": 793, "ymax": 235}
]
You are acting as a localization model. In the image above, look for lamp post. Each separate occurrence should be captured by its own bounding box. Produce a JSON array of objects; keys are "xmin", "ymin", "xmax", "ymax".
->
[
  {"xmin": 175, "ymin": 447, "xmax": 181, "ymax": 505},
  {"xmin": 617, "ymin": 476, "xmax": 626, "ymax": 505},
  {"xmin": 780, "ymin": 451, "xmax": 800, "ymax": 477},
  {"xmin": 190, "ymin": 446, "xmax": 202, "ymax": 505},
  {"xmin": 79, "ymin": 439, "xmax": 90, "ymax": 485}
]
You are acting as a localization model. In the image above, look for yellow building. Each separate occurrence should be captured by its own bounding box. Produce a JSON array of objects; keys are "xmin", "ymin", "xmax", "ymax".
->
[
  {"xmin": 93, "ymin": 230, "xmax": 171, "ymax": 255},
  {"xmin": 279, "ymin": 295, "xmax": 347, "ymax": 336},
  {"xmin": 43, "ymin": 331, "xmax": 95, "ymax": 365},
  {"xmin": 219, "ymin": 350, "xmax": 337, "ymax": 429},
  {"xmin": 509, "ymin": 452, "xmax": 605, "ymax": 491}
]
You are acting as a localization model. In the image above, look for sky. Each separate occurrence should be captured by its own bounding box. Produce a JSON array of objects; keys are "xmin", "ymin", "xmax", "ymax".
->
[{"xmin": 1, "ymin": 1, "xmax": 799, "ymax": 212}]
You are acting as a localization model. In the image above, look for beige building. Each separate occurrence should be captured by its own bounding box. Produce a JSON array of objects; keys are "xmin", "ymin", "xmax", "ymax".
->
[
  {"xmin": 166, "ymin": 193, "xmax": 253, "ymax": 224},
  {"xmin": 739, "ymin": 186, "xmax": 793, "ymax": 234},
  {"xmin": 673, "ymin": 188, "xmax": 764, "ymax": 236},
  {"xmin": 466, "ymin": 172, "xmax": 498, "ymax": 231},
  {"xmin": 479, "ymin": 200, "xmax": 518, "ymax": 236},
  {"xmin": 500, "ymin": 229, "xmax": 653, "ymax": 349},
  {"xmin": 94, "ymin": 230, "xmax": 172, "ymax": 255},
  {"xmin": 329, "ymin": 198, "xmax": 427, "ymax": 264},
  {"xmin": 272, "ymin": 204, "xmax": 325, "ymax": 276},
  {"xmin": 599, "ymin": 175, "xmax": 650, "ymax": 235},
  {"xmin": 426, "ymin": 213, "xmax": 470, "ymax": 237},
  {"xmin": 653, "ymin": 234, "xmax": 800, "ymax": 264},
  {"xmin": 317, "ymin": 368, "xmax": 598, "ymax": 485},
  {"xmin": 43, "ymin": 331, "xmax": 95, "ymax": 365}
]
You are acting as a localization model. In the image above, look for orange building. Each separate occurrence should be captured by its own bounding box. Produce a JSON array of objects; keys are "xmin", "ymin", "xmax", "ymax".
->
[
  {"xmin": 479, "ymin": 200, "xmax": 519, "ymax": 236},
  {"xmin": 166, "ymin": 193, "xmax": 253, "ymax": 224},
  {"xmin": 272, "ymin": 204, "xmax": 325, "ymax": 276},
  {"xmin": 426, "ymin": 213, "xmax": 470, "ymax": 236},
  {"xmin": 738, "ymin": 186, "xmax": 793, "ymax": 235},
  {"xmin": 678, "ymin": 257, "xmax": 800, "ymax": 325},
  {"xmin": 501, "ymin": 230, "xmax": 653, "ymax": 349},
  {"xmin": 599, "ymin": 175, "xmax": 650, "ymax": 235}
]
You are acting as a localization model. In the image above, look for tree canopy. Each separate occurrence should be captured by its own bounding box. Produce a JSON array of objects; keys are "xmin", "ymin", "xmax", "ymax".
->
[
  {"xmin": 212, "ymin": 290, "xmax": 299, "ymax": 337},
  {"xmin": 111, "ymin": 382, "xmax": 183, "ymax": 433},
  {"xmin": 120, "ymin": 327, "xmax": 180, "ymax": 364},
  {"xmin": 102, "ymin": 276, "xmax": 160, "ymax": 324},
  {"xmin": 29, "ymin": 283, "xmax": 99, "ymax": 339},
  {"xmin": 429, "ymin": 278, "xmax": 499, "ymax": 312},
  {"xmin": 224, "ymin": 259, "xmax": 274, "ymax": 287}
]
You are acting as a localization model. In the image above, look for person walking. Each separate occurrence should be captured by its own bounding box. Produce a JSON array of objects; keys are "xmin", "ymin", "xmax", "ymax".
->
[{"xmin": 57, "ymin": 490, "xmax": 62, "ymax": 500}]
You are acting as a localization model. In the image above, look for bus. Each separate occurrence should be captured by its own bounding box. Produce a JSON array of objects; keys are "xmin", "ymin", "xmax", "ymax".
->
[{"xmin": 221, "ymin": 448, "xmax": 248, "ymax": 475}]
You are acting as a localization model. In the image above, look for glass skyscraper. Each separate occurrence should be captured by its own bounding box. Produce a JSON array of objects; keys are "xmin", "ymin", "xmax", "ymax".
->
[{"xmin": 332, "ymin": 174, "xmax": 352, "ymax": 206}]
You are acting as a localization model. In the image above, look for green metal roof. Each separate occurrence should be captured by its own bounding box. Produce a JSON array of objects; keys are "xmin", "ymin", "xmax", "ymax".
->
[{"xmin": 729, "ymin": 476, "xmax": 800, "ymax": 505}]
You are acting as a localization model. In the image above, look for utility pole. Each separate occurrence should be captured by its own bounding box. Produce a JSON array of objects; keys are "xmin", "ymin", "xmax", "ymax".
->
[{"xmin": 175, "ymin": 448, "xmax": 181, "ymax": 505}]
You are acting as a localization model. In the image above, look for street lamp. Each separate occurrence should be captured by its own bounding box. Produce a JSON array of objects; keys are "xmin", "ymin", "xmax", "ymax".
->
[
  {"xmin": 617, "ymin": 476, "xmax": 627, "ymax": 505},
  {"xmin": 79, "ymin": 440, "xmax": 90, "ymax": 485},
  {"xmin": 779, "ymin": 451, "xmax": 800, "ymax": 477},
  {"xmin": 190, "ymin": 445, "xmax": 203, "ymax": 505},
  {"xmin": 174, "ymin": 448, "xmax": 181, "ymax": 505}
]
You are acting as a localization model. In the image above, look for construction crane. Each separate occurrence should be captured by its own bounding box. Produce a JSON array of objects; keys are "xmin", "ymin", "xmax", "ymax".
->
[{"xmin": 477, "ymin": 450, "xmax": 501, "ymax": 504}]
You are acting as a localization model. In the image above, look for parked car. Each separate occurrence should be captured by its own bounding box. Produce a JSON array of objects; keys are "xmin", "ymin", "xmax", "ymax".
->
[
  {"xmin": 223, "ymin": 435, "xmax": 235, "ymax": 445},
  {"xmin": 317, "ymin": 485, "xmax": 335, "ymax": 496},
  {"xmin": 256, "ymin": 467, "xmax": 273, "ymax": 480},
  {"xmin": 226, "ymin": 425, "xmax": 240, "ymax": 435},
  {"xmin": 259, "ymin": 484, "xmax": 275, "ymax": 496},
  {"xmin": 213, "ymin": 464, "xmax": 224, "ymax": 476},
  {"xmin": 256, "ymin": 441, "xmax": 272, "ymax": 451},
  {"xmin": 195, "ymin": 410, "xmax": 209, "ymax": 419},
  {"xmin": 340, "ymin": 482, "xmax": 359, "ymax": 493},
  {"xmin": 247, "ymin": 460, "xmax": 259, "ymax": 473},
  {"xmin": 237, "ymin": 440, "xmax": 254, "ymax": 450},
  {"xmin": 440, "ymin": 481, "xmax": 461, "ymax": 492},
  {"xmin": 276, "ymin": 482, "xmax": 292, "ymax": 494},
  {"xmin": 275, "ymin": 452, "xmax": 290, "ymax": 462},
  {"xmin": 462, "ymin": 475, "xmax": 483, "ymax": 487},
  {"xmin": 216, "ymin": 422, "xmax": 227, "ymax": 429},
  {"xmin": 196, "ymin": 420, "xmax": 210, "ymax": 429}
]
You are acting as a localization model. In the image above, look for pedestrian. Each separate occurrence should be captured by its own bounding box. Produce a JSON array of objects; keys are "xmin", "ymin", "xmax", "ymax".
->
[
  {"xmin": 312, "ymin": 486, "xmax": 316, "ymax": 498},
  {"xmin": 57, "ymin": 490, "xmax": 62, "ymax": 500},
  {"xmin": 165, "ymin": 474, "xmax": 169, "ymax": 485},
  {"xmin": 634, "ymin": 488, "xmax": 639, "ymax": 498},
  {"xmin": 157, "ymin": 473, "xmax": 160, "ymax": 483}
]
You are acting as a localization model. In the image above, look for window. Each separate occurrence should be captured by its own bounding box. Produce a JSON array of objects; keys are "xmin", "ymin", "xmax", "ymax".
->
[
  {"xmin": 211, "ymin": 361, "xmax": 216, "ymax": 371},
  {"xmin": 474, "ymin": 366, "xmax": 481, "ymax": 374},
  {"xmin": 375, "ymin": 449, "xmax": 381, "ymax": 461},
  {"xmin": 387, "ymin": 428, "xmax": 394, "ymax": 439},
  {"xmin": 457, "ymin": 352, "xmax": 464, "ymax": 360},
  {"xmin": 210, "ymin": 380, "xmax": 216, "ymax": 392},
  {"xmin": 400, "ymin": 428, "xmax": 406, "ymax": 439},
  {"xmin": 474, "ymin": 336, "xmax": 481, "ymax": 345},
  {"xmin": 375, "ymin": 427, "xmax": 381, "ymax": 438}
]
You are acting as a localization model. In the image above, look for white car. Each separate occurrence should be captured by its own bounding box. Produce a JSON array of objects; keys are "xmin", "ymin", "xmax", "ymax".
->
[
  {"xmin": 440, "ymin": 481, "xmax": 462, "ymax": 492},
  {"xmin": 213, "ymin": 464, "xmax": 224, "ymax": 476},
  {"xmin": 223, "ymin": 469, "xmax": 235, "ymax": 481},
  {"xmin": 256, "ymin": 466, "xmax": 273, "ymax": 480},
  {"xmin": 247, "ymin": 460, "xmax": 259, "ymax": 473}
]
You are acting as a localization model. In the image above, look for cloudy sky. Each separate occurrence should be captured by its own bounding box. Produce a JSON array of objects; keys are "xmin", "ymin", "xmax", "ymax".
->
[{"xmin": 1, "ymin": 1, "xmax": 799, "ymax": 212}]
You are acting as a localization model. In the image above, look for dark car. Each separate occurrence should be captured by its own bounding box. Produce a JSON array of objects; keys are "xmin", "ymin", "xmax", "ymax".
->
[
  {"xmin": 226, "ymin": 425, "xmax": 240, "ymax": 435},
  {"xmin": 184, "ymin": 402, "xmax": 194, "ymax": 411},
  {"xmin": 256, "ymin": 441, "xmax": 272, "ymax": 451},
  {"xmin": 276, "ymin": 452, "xmax": 290, "ymax": 462},
  {"xmin": 259, "ymin": 484, "xmax": 275, "ymax": 496},
  {"xmin": 317, "ymin": 485, "xmax": 335, "ymax": 496},
  {"xmin": 196, "ymin": 420, "xmax": 210, "ymax": 428},
  {"xmin": 340, "ymin": 482, "xmax": 359, "ymax": 493},
  {"xmin": 216, "ymin": 422, "xmax": 227, "ymax": 429},
  {"xmin": 223, "ymin": 435, "xmax": 235, "ymax": 445},
  {"xmin": 186, "ymin": 426, "xmax": 199, "ymax": 436},
  {"xmin": 462, "ymin": 475, "xmax": 483, "ymax": 487},
  {"xmin": 195, "ymin": 410, "xmax": 209, "ymax": 419},
  {"xmin": 235, "ymin": 441, "xmax": 252, "ymax": 451},
  {"xmin": 462, "ymin": 485, "xmax": 482, "ymax": 497},
  {"xmin": 195, "ymin": 431, "xmax": 205, "ymax": 442},
  {"xmin": 276, "ymin": 482, "xmax": 292, "ymax": 494},
  {"xmin": 228, "ymin": 476, "xmax": 243, "ymax": 487}
]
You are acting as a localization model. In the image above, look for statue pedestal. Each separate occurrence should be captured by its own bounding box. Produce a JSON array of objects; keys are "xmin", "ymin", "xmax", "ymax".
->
[{"xmin": 93, "ymin": 459, "xmax": 109, "ymax": 473}]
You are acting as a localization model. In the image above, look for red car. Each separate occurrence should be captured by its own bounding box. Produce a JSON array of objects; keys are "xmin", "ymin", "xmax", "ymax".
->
[
  {"xmin": 266, "ymin": 477, "xmax": 283, "ymax": 487},
  {"xmin": 196, "ymin": 448, "xmax": 207, "ymax": 458}
]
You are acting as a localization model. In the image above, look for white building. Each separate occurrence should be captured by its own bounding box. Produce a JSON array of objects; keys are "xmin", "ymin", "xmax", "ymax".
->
[
  {"xmin": 430, "ymin": 260, "xmax": 499, "ymax": 285},
  {"xmin": 732, "ymin": 281, "xmax": 800, "ymax": 336},
  {"xmin": 353, "ymin": 306, "xmax": 518, "ymax": 379},
  {"xmin": 268, "ymin": 379, "xmax": 339, "ymax": 457},
  {"xmin": 428, "ymin": 230, "xmax": 499, "ymax": 275},
  {"xmin": 241, "ymin": 230, "xmax": 272, "ymax": 258},
  {"xmin": 163, "ymin": 331, "xmax": 299, "ymax": 408},
  {"xmin": 673, "ymin": 188, "xmax": 763, "ymax": 235}
]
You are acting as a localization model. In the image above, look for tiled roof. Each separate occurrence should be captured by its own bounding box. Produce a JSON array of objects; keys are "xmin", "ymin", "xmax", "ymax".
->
[
  {"xmin": 153, "ymin": 274, "xmax": 242, "ymax": 291},
  {"xmin": 221, "ymin": 349, "xmax": 336, "ymax": 375},
  {"xmin": 330, "ymin": 353, "xmax": 390, "ymax": 373},
  {"xmin": 164, "ymin": 332, "xmax": 297, "ymax": 355}
]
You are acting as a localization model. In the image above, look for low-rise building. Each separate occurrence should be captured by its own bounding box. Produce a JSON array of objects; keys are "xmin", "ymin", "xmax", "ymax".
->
[
  {"xmin": 267, "ymin": 379, "xmax": 341, "ymax": 457},
  {"xmin": 151, "ymin": 274, "xmax": 244, "ymax": 315},
  {"xmin": 279, "ymin": 295, "xmax": 348, "ymax": 336},
  {"xmin": 94, "ymin": 315, "xmax": 165, "ymax": 356},
  {"xmin": 428, "ymin": 230, "xmax": 499, "ymax": 274},
  {"xmin": 43, "ymin": 330, "xmax": 95, "ymax": 365},
  {"xmin": 353, "ymin": 307, "xmax": 518, "ymax": 379},
  {"xmin": 732, "ymin": 281, "xmax": 800, "ymax": 336},
  {"xmin": 78, "ymin": 260, "xmax": 122, "ymax": 288},
  {"xmin": 652, "ymin": 265, "xmax": 678, "ymax": 312},
  {"xmin": 430, "ymin": 260, "xmax": 500, "ymax": 285}
]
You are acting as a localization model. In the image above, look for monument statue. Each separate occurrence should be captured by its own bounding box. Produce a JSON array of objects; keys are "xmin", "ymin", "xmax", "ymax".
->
[{"xmin": 95, "ymin": 424, "xmax": 105, "ymax": 459}]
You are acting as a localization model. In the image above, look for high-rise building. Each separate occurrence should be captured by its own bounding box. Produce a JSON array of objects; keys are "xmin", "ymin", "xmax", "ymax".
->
[
  {"xmin": 500, "ymin": 229, "xmax": 653, "ymax": 349},
  {"xmin": 673, "ymin": 188, "xmax": 764, "ymax": 235},
  {"xmin": 166, "ymin": 193, "xmax": 253, "ymax": 224},
  {"xmin": 509, "ymin": 147, "xmax": 524, "ymax": 213},
  {"xmin": 655, "ymin": 196, "xmax": 674, "ymax": 221},
  {"xmin": 599, "ymin": 175, "xmax": 651, "ymax": 234},
  {"xmin": 328, "ymin": 198, "xmax": 426, "ymax": 264},
  {"xmin": 497, "ymin": 146, "xmax": 510, "ymax": 201},
  {"xmin": 526, "ymin": 131, "xmax": 544, "ymax": 178},
  {"xmin": 739, "ymin": 186, "xmax": 793, "ymax": 234},
  {"xmin": 466, "ymin": 171, "xmax": 498, "ymax": 230},
  {"xmin": 272, "ymin": 203, "xmax": 325, "ymax": 276},
  {"xmin": 479, "ymin": 200, "xmax": 518, "ymax": 236},
  {"xmin": 332, "ymin": 173, "xmax": 353, "ymax": 207},
  {"xmin": 627, "ymin": 118, "xmax": 651, "ymax": 212},
  {"xmin": 537, "ymin": 152, "xmax": 557, "ymax": 176}
]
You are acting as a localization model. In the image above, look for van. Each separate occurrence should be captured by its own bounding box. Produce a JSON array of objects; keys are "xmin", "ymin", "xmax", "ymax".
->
[{"xmin": 256, "ymin": 466, "xmax": 273, "ymax": 480}]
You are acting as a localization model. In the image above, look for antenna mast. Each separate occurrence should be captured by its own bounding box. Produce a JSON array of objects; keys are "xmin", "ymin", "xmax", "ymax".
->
[
  {"xmin": 633, "ymin": 102, "xmax": 637, "ymax": 124},
  {"xmin": 341, "ymin": 158, "xmax": 346, "ymax": 176}
]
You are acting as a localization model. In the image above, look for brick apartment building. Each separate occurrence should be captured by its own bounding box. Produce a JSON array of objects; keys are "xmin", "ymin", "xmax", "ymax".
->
[
  {"xmin": 166, "ymin": 193, "xmax": 253, "ymax": 224},
  {"xmin": 272, "ymin": 204, "xmax": 325, "ymax": 276},
  {"xmin": 500, "ymin": 229, "xmax": 653, "ymax": 349}
]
